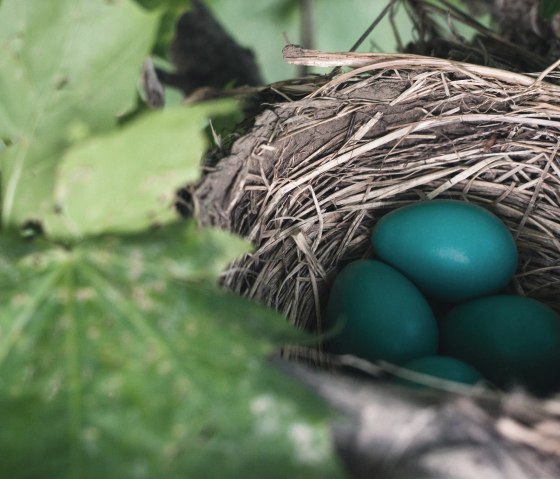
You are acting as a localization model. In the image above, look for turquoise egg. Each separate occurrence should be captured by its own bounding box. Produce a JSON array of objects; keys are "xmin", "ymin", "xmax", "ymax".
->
[
  {"xmin": 396, "ymin": 355, "xmax": 484, "ymax": 388},
  {"xmin": 370, "ymin": 200, "xmax": 517, "ymax": 302},
  {"xmin": 325, "ymin": 260, "xmax": 438, "ymax": 365},
  {"xmin": 440, "ymin": 295, "xmax": 560, "ymax": 395}
]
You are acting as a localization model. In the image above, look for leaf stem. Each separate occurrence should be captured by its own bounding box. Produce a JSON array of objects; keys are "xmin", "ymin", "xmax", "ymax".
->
[{"xmin": 63, "ymin": 263, "xmax": 84, "ymax": 479}]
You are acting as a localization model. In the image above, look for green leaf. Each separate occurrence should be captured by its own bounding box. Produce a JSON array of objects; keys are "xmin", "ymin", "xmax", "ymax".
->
[
  {"xmin": 134, "ymin": 0, "xmax": 190, "ymax": 10},
  {"xmin": 0, "ymin": 223, "xmax": 344, "ymax": 478},
  {"xmin": 0, "ymin": 0, "xmax": 160, "ymax": 229},
  {"xmin": 210, "ymin": 0, "xmax": 414, "ymax": 82},
  {"xmin": 133, "ymin": 0, "xmax": 190, "ymax": 57},
  {"xmin": 542, "ymin": 0, "xmax": 560, "ymax": 20},
  {"xmin": 47, "ymin": 102, "xmax": 234, "ymax": 239}
]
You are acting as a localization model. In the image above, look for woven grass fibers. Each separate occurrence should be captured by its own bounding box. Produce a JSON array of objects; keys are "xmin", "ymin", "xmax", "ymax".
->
[{"xmin": 194, "ymin": 55, "xmax": 560, "ymax": 343}]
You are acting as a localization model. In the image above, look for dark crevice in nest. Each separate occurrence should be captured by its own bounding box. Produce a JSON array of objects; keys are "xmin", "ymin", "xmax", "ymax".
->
[{"xmin": 404, "ymin": 0, "xmax": 560, "ymax": 74}]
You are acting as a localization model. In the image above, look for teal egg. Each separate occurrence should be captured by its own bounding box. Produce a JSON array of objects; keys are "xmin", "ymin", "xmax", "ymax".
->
[
  {"xmin": 370, "ymin": 200, "xmax": 517, "ymax": 302},
  {"xmin": 325, "ymin": 260, "xmax": 438, "ymax": 365},
  {"xmin": 397, "ymin": 355, "xmax": 484, "ymax": 388},
  {"xmin": 440, "ymin": 295, "xmax": 560, "ymax": 395}
]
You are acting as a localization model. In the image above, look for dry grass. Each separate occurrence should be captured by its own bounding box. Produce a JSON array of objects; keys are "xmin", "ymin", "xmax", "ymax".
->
[
  {"xmin": 190, "ymin": 48, "xmax": 560, "ymax": 469},
  {"xmin": 195, "ymin": 50, "xmax": 560, "ymax": 337}
]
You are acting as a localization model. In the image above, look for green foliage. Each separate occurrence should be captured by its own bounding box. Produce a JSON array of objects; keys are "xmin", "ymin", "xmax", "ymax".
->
[
  {"xmin": 134, "ymin": 0, "xmax": 189, "ymax": 8},
  {"xmin": 133, "ymin": 0, "xmax": 189, "ymax": 57},
  {"xmin": 0, "ymin": 225, "xmax": 342, "ymax": 479},
  {"xmin": 210, "ymin": 0, "xmax": 413, "ymax": 82},
  {"xmin": 0, "ymin": 0, "xmax": 160, "ymax": 230},
  {"xmin": 542, "ymin": 0, "xmax": 560, "ymax": 20},
  {"xmin": 0, "ymin": 0, "xmax": 345, "ymax": 477},
  {"xmin": 48, "ymin": 102, "xmax": 234, "ymax": 239}
]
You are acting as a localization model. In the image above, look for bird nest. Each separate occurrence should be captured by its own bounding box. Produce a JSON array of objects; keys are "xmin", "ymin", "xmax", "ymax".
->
[
  {"xmin": 193, "ymin": 49, "xmax": 560, "ymax": 340},
  {"xmin": 188, "ymin": 48, "xmax": 560, "ymax": 477}
]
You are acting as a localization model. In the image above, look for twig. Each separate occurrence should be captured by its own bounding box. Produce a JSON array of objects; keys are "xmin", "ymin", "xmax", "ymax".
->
[{"xmin": 283, "ymin": 46, "xmax": 560, "ymax": 91}]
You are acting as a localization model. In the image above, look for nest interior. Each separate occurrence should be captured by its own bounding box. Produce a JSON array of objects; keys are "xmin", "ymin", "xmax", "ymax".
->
[{"xmin": 194, "ymin": 56, "xmax": 560, "ymax": 339}]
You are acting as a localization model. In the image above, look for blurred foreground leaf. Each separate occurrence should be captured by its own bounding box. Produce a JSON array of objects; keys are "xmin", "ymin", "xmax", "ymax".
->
[
  {"xmin": 0, "ymin": 224, "xmax": 344, "ymax": 478},
  {"xmin": 0, "ymin": 0, "xmax": 159, "ymax": 229}
]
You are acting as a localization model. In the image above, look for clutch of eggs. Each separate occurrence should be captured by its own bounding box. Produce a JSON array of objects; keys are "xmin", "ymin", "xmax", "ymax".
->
[{"xmin": 325, "ymin": 200, "xmax": 560, "ymax": 395}]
